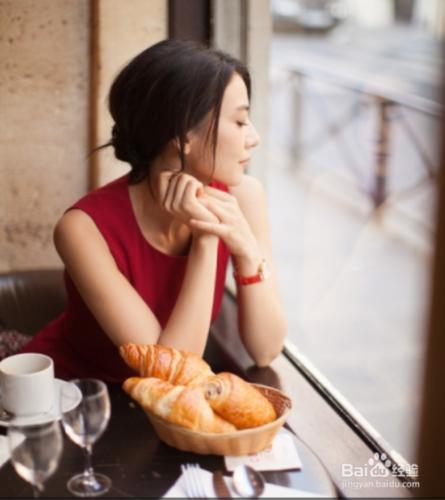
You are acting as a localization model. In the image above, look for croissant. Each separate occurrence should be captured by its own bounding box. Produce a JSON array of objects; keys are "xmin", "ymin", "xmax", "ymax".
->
[
  {"xmin": 119, "ymin": 343, "xmax": 213, "ymax": 385},
  {"xmin": 123, "ymin": 376, "xmax": 235, "ymax": 433},
  {"xmin": 203, "ymin": 372, "xmax": 277, "ymax": 429}
]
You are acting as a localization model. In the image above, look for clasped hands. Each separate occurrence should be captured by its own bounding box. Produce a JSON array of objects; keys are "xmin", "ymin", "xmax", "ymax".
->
[{"xmin": 158, "ymin": 171, "xmax": 257, "ymax": 259}]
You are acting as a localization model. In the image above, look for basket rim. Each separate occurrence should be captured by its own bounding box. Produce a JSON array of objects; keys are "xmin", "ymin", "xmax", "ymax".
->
[{"xmin": 145, "ymin": 383, "xmax": 292, "ymax": 438}]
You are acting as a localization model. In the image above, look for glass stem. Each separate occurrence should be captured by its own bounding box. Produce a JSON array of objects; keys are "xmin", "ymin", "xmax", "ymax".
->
[
  {"xmin": 32, "ymin": 483, "xmax": 40, "ymax": 498},
  {"xmin": 83, "ymin": 444, "xmax": 94, "ymax": 480}
]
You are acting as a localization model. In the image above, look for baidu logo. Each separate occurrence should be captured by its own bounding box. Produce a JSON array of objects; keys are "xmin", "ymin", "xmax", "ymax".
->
[
  {"xmin": 342, "ymin": 453, "xmax": 392, "ymax": 478},
  {"xmin": 341, "ymin": 452, "xmax": 420, "ymax": 490}
]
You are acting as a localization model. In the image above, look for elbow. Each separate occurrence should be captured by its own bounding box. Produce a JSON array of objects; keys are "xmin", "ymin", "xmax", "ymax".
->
[
  {"xmin": 252, "ymin": 339, "xmax": 285, "ymax": 368},
  {"xmin": 245, "ymin": 319, "xmax": 287, "ymax": 367},
  {"xmin": 254, "ymin": 351, "xmax": 281, "ymax": 368},
  {"xmin": 255, "ymin": 357, "xmax": 274, "ymax": 368}
]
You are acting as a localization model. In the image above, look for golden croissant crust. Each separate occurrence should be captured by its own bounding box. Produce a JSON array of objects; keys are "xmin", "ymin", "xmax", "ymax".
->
[
  {"xmin": 203, "ymin": 372, "xmax": 277, "ymax": 429},
  {"xmin": 123, "ymin": 376, "xmax": 235, "ymax": 433},
  {"xmin": 119, "ymin": 343, "xmax": 213, "ymax": 386},
  {"xmin": 120, "ymin": 344, "xmax": 278, "ymax": 432}
]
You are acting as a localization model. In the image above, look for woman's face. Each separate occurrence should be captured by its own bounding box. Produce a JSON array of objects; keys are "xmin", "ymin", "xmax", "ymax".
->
[{"xmin": 186, "ymin": 73, "xmax": 260, "ymax": 186}]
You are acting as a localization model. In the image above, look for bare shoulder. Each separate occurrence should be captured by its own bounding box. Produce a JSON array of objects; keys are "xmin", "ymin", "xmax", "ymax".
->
[
  {"xmin": 54, "ymin": 209, "xmax": 96, "ymax": 241},
  {"xmin": 53, "ymin": 209, "xmax": 107, "ymax": 258},
  {"xmin": 228, "ymin": 174, "xmax": 266, "ymax": 208}
]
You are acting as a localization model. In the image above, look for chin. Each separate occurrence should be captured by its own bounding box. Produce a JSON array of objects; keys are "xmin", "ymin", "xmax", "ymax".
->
[{"xmin": 216, "ymin": 172, "xmax": 244, "ymax": 187}]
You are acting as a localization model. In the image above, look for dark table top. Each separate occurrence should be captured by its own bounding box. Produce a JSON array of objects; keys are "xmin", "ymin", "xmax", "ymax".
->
[{"xmin": 0, "ymin": 383, "xmax": 337, "ymax": 498}]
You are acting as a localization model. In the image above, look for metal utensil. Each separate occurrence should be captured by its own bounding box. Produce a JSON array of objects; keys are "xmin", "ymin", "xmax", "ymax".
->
[
  {"xmin": 232, "ymin": 464, "xmax": 265, "ymax": 498},
  {"xmin": 212, "ymin": 470, "xmax": 232, "ymax": 498}
]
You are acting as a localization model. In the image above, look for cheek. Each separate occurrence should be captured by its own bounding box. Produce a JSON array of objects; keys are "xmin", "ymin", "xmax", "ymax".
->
[
  {"xmin": 216, "ymin": 125, "xmax": 243, "ymax": 160},
  {"xmin": 189, "ymin": 138, "xmax": 212, "ymax": 167}
]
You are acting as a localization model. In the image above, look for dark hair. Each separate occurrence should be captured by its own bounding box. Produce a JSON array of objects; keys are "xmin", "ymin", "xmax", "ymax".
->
[{"xmin": 106, "ymin": 38, "xmax": 251, "ymax": 184}]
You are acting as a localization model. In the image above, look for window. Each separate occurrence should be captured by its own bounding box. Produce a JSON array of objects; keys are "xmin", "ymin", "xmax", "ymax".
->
[{"xmin": 268, "ymin": 0, "xmax": 443, "ymax": 465}]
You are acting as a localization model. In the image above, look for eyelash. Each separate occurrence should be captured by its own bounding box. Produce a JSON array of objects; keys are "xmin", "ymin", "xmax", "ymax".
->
[{"xmin": 236, "ymin": 121, "xmax": 248, "ymax": 127}]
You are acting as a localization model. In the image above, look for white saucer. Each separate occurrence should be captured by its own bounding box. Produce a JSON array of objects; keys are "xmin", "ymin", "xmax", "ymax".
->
[{"xmin": 0, "ymin": 379, "xmax": 82, "ymax": 427}]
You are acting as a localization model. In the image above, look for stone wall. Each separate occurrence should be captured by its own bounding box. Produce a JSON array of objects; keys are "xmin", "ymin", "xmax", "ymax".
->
[
  {"xmin": 93, "ymin": 0, "xmax": 167, "ymax": 187},
  {"xmin": 0, "ymin": 0, "xmax": 90, "ymax": 271},
  {"xmin": 0, "ymin": 0, "xmax": 167, "ymax": 271}
]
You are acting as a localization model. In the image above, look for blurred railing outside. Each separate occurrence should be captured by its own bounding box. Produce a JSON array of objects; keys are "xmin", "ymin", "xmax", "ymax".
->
[{"xmin": 267, "ymin": 0, "xmax": 442, "ymax": 465}]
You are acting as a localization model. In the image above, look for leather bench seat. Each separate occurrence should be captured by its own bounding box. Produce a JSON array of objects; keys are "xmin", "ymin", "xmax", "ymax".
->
[{"xmin": 0, "ymin": 269, "xmax": 66, "ymax": 336}]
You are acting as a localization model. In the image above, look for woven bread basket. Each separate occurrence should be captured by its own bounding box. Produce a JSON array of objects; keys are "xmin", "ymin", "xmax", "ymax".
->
[{"xmin": 144, "ymin": 383, "xmax": 292, "ymax": 456}]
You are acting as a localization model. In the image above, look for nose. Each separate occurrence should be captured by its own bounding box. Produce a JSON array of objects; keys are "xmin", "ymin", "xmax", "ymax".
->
[{"xmin": 246, "ymin": 122, "xmax": 260, "ymax": 149}]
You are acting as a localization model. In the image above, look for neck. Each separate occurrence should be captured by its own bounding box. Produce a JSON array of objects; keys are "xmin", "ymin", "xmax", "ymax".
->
[{"xmin": 130, "ymin": 172, "xmax": 192, "ymax": 256}]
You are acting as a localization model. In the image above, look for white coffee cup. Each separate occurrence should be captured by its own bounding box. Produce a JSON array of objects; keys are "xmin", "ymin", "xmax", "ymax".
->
[{"xmin": 0, "ymin": 353, "xmax": 55, "ymax": 416}]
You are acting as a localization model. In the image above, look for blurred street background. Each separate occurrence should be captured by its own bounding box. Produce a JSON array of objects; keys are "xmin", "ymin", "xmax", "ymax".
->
[{"xmin": 267, "ymin": 0, "xmax": 443, "ymax": 463}]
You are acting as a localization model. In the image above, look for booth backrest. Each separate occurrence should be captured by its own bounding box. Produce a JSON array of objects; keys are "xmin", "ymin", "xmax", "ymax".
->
[{"xmin": 0, "ymin": 269, "xmax": 66, "ymax": 336}]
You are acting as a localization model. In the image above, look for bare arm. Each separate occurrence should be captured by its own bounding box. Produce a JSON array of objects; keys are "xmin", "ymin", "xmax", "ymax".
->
[
  {"xmin": 190, "ymin": 175, "xmax": 287, "ymax": 366},
  {"xmin": 54, "ymin": 175, "xmax": 220, "ymax": 357}
]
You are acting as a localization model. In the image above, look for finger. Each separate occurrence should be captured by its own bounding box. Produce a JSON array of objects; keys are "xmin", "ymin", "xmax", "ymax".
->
[
  {"xmin": 196, "ymin": 184, "xmax": 205, "ymax": 197},
  {"xmin": 159, "ymin": 169, "xmax": 179, "ymax": 188},
  {"xmin": 157, "ymin": 171, "xmax": 174, "ymax": 204},
  {"xmin": 162, "ymin": 173, "xmax": 180, "ymax": 210},
  {"xmin": 171, "ymin": 173, "xmax": 203, "ymax": 202},
  {"xmin": 182, "ymin": 177, "xmax": 206, "ymax": 208},
  {"xmin": 171, "ymin": 175, "xmax": 192, "ymax": 211},
  {"xmin": 160, "ymin": 169, "xmax": 178, "ymax": 180},
  {"xmin": 192, "ymin": 203, "xmax": 220, "ymax": 224},
  {"xmin": 189, "ymin": 189, "xmax": 220, "ymax": 223},
  {"xmin": 200, "ymin": 197, "xmax": 233, "ymax": 222}
]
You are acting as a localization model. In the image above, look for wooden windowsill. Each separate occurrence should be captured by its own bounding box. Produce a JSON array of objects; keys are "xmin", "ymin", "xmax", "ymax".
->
[{"xmin": 207, "ymin": 292, "xmax": 415, "ymax": 499}]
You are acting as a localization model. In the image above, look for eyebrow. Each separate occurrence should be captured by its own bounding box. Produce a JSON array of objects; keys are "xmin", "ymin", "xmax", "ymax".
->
[{"xmin": 236, "ymin": 105, "xmax": 250, "ymax": 111}]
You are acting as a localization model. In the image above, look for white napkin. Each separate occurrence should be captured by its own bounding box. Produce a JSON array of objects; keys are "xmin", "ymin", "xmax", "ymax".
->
[
  {"xmin": 0, "ymin": 436, "xmax": 10, "ymax": 469},
  {"xmin": 225, "ymin": 429, "xmax": 302, "ymax": 472},
  {"xmin": 162, "ymin": 467, "xmax": 328, "ymax": 498}
]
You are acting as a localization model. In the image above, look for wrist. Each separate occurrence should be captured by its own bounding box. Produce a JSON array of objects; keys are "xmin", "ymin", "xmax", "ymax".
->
[
  {"xmin": 232, "ymin": 247, "xmax": 262, "ymax": 276},
  {"xmin": 192, "ymin": 232, "xmax": 219, "ymax": 252}
]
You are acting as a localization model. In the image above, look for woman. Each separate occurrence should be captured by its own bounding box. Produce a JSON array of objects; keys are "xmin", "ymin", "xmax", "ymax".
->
[{"xmin": 22, "ymin": 39, "xmax": 286, "ymax": 381}]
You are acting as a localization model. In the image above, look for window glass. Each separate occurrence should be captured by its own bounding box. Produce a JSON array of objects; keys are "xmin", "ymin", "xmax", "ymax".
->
[{"xmin": 269, "ymin": 0, "xmax": 443, "ymax": 464}]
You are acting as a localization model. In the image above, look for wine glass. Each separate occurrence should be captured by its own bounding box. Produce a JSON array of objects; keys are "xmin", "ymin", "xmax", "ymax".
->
[
  {"xmin": 7, "ymin": 420, "xmax": 64, "ymax": 498},
  {"xmin": 60, "ymin": 379, "xmax": 112, "ymax": 497}
]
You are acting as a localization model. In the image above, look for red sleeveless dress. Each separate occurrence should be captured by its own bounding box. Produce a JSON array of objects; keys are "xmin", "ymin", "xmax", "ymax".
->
[{"xmin": 21, "ymin": 174, "xmax": 230, "ymax": 382}]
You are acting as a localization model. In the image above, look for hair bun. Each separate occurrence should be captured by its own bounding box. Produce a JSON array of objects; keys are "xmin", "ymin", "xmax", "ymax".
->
[{"xmin": 111, "ymin": 124, "xmax": 144, "ymax": 166}]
